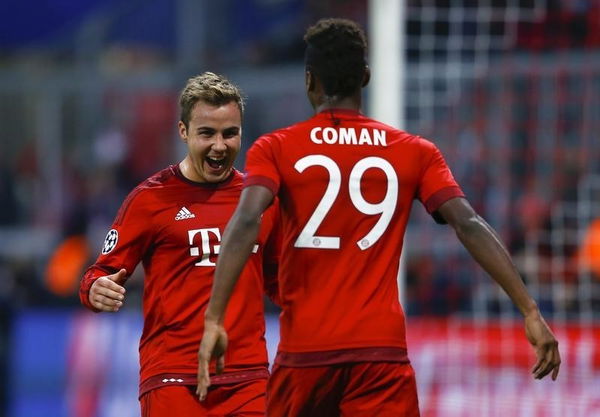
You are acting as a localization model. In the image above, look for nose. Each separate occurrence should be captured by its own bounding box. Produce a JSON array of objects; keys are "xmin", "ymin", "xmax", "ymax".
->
[{"xmin": 212, "ymin": 135, "xmax": 227, "ymax": 152}]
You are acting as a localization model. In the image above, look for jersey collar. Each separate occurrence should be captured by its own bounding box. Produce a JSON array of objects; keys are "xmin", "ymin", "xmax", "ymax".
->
[{"xmin": 171, "ymin": 164, "xmax": 238, "ymax": 188}]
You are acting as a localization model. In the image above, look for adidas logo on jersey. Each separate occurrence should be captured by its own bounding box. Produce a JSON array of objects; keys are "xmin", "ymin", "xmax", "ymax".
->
[{"xmin": 175, "ymin": 207, "xmax": 195, "ymax": 220}]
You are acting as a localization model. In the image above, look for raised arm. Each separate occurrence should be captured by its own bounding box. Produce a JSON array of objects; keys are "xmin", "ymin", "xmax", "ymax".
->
[
  {"xmin": 437, "ymin": 197, "xmax": 561, "ymax": 381},
  {"xmin": 196, "ymin": 184, "xmax": 274, "ymax": 400}
]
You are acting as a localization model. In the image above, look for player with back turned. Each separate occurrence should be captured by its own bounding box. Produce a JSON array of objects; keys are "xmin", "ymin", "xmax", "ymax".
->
[
  {"xmin": 80, "ymin": 72, "xmax": 280, "ymax": 416},
  {"xmin": 197, "ymin": 19, "xmax": 561, "ymax": 416}
]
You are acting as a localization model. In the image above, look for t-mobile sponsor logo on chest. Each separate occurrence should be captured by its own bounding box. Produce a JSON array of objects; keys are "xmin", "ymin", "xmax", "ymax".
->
[
  {"xmin": 188, "ymin": 228, "xmax": 259, "ymax": 267},
  {"xmin": 309, "ymin": 127, "xmax": 387, "ymax": 146}
]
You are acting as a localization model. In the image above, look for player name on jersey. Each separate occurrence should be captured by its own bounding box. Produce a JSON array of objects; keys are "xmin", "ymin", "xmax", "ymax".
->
[{"xmin": 310, "ymin": 127, "xmax": 387, "ymax": 146}]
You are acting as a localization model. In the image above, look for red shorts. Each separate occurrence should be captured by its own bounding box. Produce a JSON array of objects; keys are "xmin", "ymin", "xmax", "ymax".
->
[
  {"xmin": 267, "ymin": 362, "xmax": 419, "ymax": 417},
  {"xmin": 140, "ymin": 379, "xmax": 266, "ymax": 417}
]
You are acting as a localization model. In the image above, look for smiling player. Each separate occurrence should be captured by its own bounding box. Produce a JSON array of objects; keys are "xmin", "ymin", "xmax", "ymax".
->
[{"xmin": 80, "ymin": 72, "xmax": 279, "ymax": 416}]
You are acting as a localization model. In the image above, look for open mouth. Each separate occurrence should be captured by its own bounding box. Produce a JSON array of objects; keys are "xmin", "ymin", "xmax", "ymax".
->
[{"xmin": 206, "ymin": 156, "xmax": 226, "ymax": 170}]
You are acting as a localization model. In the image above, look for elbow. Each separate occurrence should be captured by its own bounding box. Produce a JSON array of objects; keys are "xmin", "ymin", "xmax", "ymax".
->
[
  {"xmin": 235, "ymin": 210, "xmax": 262, "ymax": 231},
  {"xmin": 453, "ymin": 214, "xmax": 484, "ymax": 239}
]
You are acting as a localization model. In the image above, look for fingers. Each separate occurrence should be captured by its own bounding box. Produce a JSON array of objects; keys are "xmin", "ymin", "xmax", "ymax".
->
[
  {"xmin": 91, "ymin": 294, "xmax": 123, "ymax": 312},
  {"xmin": 551, "ymin": 358, "xmax": 561, "ymax": 381},
  {"xmin": 89, "ymin": 276, "xmax": 126, "ymax": 312},
  {"xmin": 196, "ymin": 357, "xmax": 210, "ymax": 401},
  {"xmin": 196, "ymin": 325, "xmax": 228, "ymax": 401},
  {"xmin": 532, "ymin": 341, "xmax": 561, "ymax": 380},
  {"xmin": 524, "ymin": 313, "xmax": 561, "ymax": 381},
  {"xmin": 197, "ymin": 336, "xmax": 214, "ymax": 401},
  {"xmin": 96, "ymin": 274, "xmax": 126, "ymax": 295},
  {"xmin": 95, "ymin": 284, "xmax": 125, "ymax": 302}
]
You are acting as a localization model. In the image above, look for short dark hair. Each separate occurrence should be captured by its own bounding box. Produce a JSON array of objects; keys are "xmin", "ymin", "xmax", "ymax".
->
[
  {"xmin": 304, "ymin": 18, "xmax": 368, "ymax": 98},
  {"xmin": 179, "ymin": 72, "xmax": 244, "ymax": 128}
]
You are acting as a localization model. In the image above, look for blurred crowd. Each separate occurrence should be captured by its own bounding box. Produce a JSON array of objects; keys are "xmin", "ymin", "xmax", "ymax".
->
[{"xmin": 0, "ymin": 0, "xmax": 599, "ymax": 316}]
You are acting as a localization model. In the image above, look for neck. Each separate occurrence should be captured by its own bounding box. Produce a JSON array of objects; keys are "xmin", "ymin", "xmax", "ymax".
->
[
  {"xmin": 179, "ymin": 155, "xmax": 197, "ymax": 181},
  {"xmin": 179, "ymin": 157, "xmax": 203, "ymax": 182},
  {"xmin": 313, "ymin": 95, "xmax": 361, "ymax": 114}
]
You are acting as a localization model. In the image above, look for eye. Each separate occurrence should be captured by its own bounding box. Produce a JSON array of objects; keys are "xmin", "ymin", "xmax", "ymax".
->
[
  {"xmin": 197, "ymin": 129, "xmax": 215, "ymax": 137},
  {"xmin": 223, "ymin": 128, "xmax": 240, "ymax": 138}
]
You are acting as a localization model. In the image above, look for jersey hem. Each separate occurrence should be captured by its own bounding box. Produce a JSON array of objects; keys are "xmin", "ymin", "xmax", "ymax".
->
[{"xmin": 139, "ymin": 367, "xmax": 270, "ymax": 398}]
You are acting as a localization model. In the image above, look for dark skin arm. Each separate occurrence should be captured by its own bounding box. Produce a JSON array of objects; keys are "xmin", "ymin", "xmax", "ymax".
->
[
  {"xmin": 196, "ymin": 185, "xmax": 274, "ymax": 400},
  {"xmin": 437, "ymin": 197, "xmax": 561, "ymax": 381}
]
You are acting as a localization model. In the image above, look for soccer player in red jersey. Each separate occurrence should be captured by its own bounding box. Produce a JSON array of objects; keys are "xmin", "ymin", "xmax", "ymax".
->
[
  {"xmin": 80, "ymin": 72, "xmax": 279, "ymax": 417},
  {"xmin": 197, "ymin": 19, "xmax": 561, "ymax": 416}
]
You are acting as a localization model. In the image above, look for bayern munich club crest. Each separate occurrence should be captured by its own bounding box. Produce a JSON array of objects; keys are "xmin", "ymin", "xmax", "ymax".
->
[{"xmin": 102, "ymin": 229, "xmax": 119, "ymax": 254}]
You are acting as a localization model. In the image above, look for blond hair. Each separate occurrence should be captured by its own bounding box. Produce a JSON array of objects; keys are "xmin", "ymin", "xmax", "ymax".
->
[{"xmin": 179, "ymin": 72, "xmax": 244, "ymax": 127}]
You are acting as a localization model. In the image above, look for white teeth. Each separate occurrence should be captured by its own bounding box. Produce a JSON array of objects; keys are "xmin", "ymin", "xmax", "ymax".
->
[{"xmin": 206, "ymin": 156, "xmax": 226, "ymax": 169}]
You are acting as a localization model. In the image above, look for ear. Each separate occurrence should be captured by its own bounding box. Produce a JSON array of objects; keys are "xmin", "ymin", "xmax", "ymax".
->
[
  {"xmin": 306, "ymin": 69, "xmax": 316, "ymax": 93},
  {"xmin": 178, "ymin": 121, "xmax": 188, "ymax": 142},
  {"xmin": 362, "ymin": 65, "xmax": 371, "ymax": 87}
]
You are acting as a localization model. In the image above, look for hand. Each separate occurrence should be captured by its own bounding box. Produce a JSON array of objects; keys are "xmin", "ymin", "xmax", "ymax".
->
[
  {"xmin": 196, "ymin": 320, "xmax": 228, "ymax": 401},
  {"xmin": 524, "ymin": 311, "xmax": 561, "ymax": 380},
  {"xmin": 89, "ymin": 269, "xmax": 127, "ymax": 312}
]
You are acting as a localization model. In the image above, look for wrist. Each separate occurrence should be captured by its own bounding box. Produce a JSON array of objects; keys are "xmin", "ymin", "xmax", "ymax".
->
[
  {"xmin": 521, "ymin": 301, "xmax": 540, "ymax": 319},
  {"xmin": 204, "ymin": 307, "xmax": 223, "ymax": 325}
]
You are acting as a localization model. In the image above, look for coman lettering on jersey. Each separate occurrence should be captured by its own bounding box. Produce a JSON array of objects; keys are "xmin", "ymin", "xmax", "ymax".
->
[{"xmin": 310, "ymin": 127, "xmax": 387, "ymax": 146}]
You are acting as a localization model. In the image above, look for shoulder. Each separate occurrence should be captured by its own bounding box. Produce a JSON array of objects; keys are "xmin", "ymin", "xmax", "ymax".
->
[
  {"xmin": 410, "ymin": 135, "xmax": 439, "ymax": 151},
  {"xmin": 114, "ymin": 166, "xmax": 177, "ymax": 224},
  {"xmin": 246, "ymin": 133, "xmax": 281, "ymax": 162},
  {"xmin": 360, "ymin": 115, "xmax": 431, "ymax": 147},
  {"xmin": 252, "ymin": 117, "xmax": 315, "ymax": 147},
  {"xmin": 129, "ymin": 166, "xmax": 178, "ymax": 203},
  {"xmin": 368, "ymin": 121, "xmax": 444, "ymax": 171},
  {"xmin": 144, "ymin": 165, "xmax": 178, "ymax": 187},
  {"xmin": 252, "ymin": 130, "xmax": 285, "ymax": 149},
  {"xmin": 383, "ymin": 127, "xmax": 441, "ymax": 156}
]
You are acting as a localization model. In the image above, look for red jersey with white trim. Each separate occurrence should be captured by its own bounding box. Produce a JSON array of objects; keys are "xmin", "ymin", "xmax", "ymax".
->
[
  {"xmin": 244, "ymin": 109, "xmax": 464, "ymax": 365},
  {"xmin": 79, "ymin": 166, "xmax": 280, "ymax": 393}
]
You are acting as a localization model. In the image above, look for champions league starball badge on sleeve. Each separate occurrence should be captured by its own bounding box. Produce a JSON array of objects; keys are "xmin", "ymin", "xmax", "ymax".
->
[{"xmin": 101, "ymin": 229, "xmax": 119, "ymax": 255}]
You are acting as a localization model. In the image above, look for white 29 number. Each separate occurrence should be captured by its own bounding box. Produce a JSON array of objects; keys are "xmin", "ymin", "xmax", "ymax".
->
[{"xmin": 294, "ymin": 155, "xmax": 398, "ymax": 250}]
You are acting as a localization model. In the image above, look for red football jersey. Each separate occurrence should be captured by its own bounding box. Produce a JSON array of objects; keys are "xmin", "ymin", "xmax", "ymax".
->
[
  {"xmin": 244, "ymin": 109, "xmax": 464, "ymax": 365},
  {"xmin": 80, "ymin": 166, "xmax": 279, "ymax": 394}
]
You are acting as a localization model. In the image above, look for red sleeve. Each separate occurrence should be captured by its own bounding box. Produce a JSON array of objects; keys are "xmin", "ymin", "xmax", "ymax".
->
[
  {"xmin": 416, "ymin": 138, "xmax": 465, "ymax": 224},
  {"xmin": 262, "ymin": 198, "xmax": 281, "ymax": 306},
  {"xmin": 244, "ymin": 135, "xmax": 281, "ymax": 195},
  {"xmin": 79, "ymin": 187, "xmax": 154, "ymax": 311},
  {"xmin": 79, "ymin": 265, "xmax": 119, "ymax": 312}
]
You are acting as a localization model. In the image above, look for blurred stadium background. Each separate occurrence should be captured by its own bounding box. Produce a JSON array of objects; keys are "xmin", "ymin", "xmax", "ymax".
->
[{"xmin": 1, "ymin": 0, "xmax": 599, "ymax": 416}]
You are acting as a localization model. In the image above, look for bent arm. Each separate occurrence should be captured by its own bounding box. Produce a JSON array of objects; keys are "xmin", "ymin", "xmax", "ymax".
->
[
  {"xmin": 437, "ymin": 197, "xmax": 537, "ymax": 316},
  {"xmin": 437, "ymin": 197, "xmax": 560, "ymax": 380},
  {"xmin": 205, "ymin": 185, "xmax": 275, "ymax": 324},
  {"xmin": 80, "ymin": 189, "xmax": 151, "ymax": 312}
]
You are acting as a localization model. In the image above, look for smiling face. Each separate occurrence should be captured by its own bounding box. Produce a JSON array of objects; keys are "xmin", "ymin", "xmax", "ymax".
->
[{"xmin": 178, "ymin": 100, "xmax": 242, "ymax": 184}]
